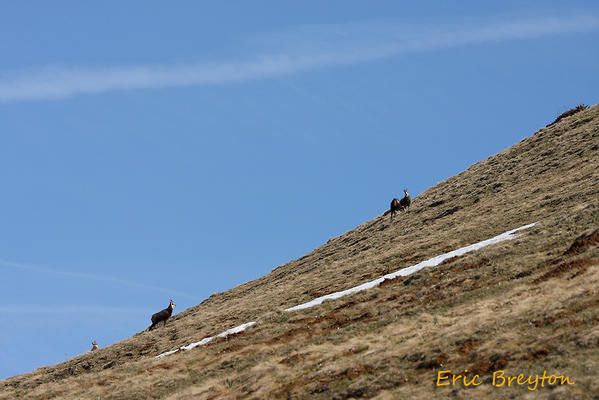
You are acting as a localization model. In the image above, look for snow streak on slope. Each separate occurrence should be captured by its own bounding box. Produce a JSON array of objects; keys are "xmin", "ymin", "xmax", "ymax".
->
[
  {"xmin": 156, "ymin": 223, "xmax": 536, "ymax": 358},
  {"xmin": 286, "ymin": 222, "xmax": 536, "ymax": 311},
  {"xmin": 156, "ymin": 322, "xmax": 257, "ymax": 359}
]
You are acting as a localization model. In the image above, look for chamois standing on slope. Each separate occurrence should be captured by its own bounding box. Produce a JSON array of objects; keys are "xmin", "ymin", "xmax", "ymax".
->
[
  {"xmin": 389, "ymin": 189, "xmax": 411, "ymax": 221},
  {"xmin": 90, "ymin": 340, "xmax": 99, "ymax": 351},
  {"xmin": 148, "ymin": 299, "xmax": 176, "ymax": 331}
]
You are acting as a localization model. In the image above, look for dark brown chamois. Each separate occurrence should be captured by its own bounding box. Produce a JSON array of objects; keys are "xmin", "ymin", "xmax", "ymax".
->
[
  {"xmin": 149, "ymin": 299, "xmax": 176, "ymax": 331},
  {"xmin": 389, "ymin": 189, "xmax": 411, "ymax": 221}
]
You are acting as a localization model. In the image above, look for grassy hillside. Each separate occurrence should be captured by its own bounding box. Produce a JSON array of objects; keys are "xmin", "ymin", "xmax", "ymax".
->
[{"xmin": 2, "ymin": 105, "xmax": 598, "ymax": 399}]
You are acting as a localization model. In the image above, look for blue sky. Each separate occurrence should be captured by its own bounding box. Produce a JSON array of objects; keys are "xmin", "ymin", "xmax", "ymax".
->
[{"xmin": 1, "ymin": 1, "xmax": 598, "ymax": 379}]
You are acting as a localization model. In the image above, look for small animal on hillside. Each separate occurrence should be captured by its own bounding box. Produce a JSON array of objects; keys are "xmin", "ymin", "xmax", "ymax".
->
[
  {"xmin": 90, "ymin": 340, "xmax": 99, "ymax": 351},
  {"xmin": 149, "ymin": 299, "xmax": 176, "ymax": 331},
  {"xmin": 389, "ymin": 189, "xmax": 412, "ymax": 221}
]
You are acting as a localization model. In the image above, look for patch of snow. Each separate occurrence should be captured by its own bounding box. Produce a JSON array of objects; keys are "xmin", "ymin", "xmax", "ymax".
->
[
  {"xmin": 155, "ymin": 348, "xmax": 180, "ymax": 358},
  {"xmin": 285, "ymin": 223, "xmax": 536, "ymax": 312},
  {"xmin": 155, "ymin": 321, "xmax": 256, "ymax": 359},
  {"xmin": 155, "ymin": 223, "xmax": 536, "ymax": 358}
]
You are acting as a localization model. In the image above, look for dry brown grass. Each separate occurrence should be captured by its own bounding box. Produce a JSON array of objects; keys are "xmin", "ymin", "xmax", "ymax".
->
[
  {"xmin": 1, "ymin": 105, "xmax": 598, "ymax": 399},
  {"xmin": 547, "ymin": 104, "xmax": 590, "ymax": 127}
]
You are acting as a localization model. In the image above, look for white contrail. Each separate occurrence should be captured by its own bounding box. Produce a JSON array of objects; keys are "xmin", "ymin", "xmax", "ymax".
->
[
  {"xmin": 0, "ymin": 15, "xmax": 597, "ymax": 102},
  {"xmin": 0, "ymin": 258, "xmax": 196, "ymax": 300}
]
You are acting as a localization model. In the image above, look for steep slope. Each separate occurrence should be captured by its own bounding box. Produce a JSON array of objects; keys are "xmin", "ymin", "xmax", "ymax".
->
[{"xmin": 1, "ymin": 105, "xmax": 598, "ymax": 399}]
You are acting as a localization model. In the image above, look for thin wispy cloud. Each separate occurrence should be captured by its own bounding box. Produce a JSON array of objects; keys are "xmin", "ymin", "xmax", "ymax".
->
[
  {"xmin": 0, "ymin": 259, "xmax": 196, "ymax": 300},
  {"xmin": 0, "ymin": 15, "xmax": 598, "ymax": 102}
]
